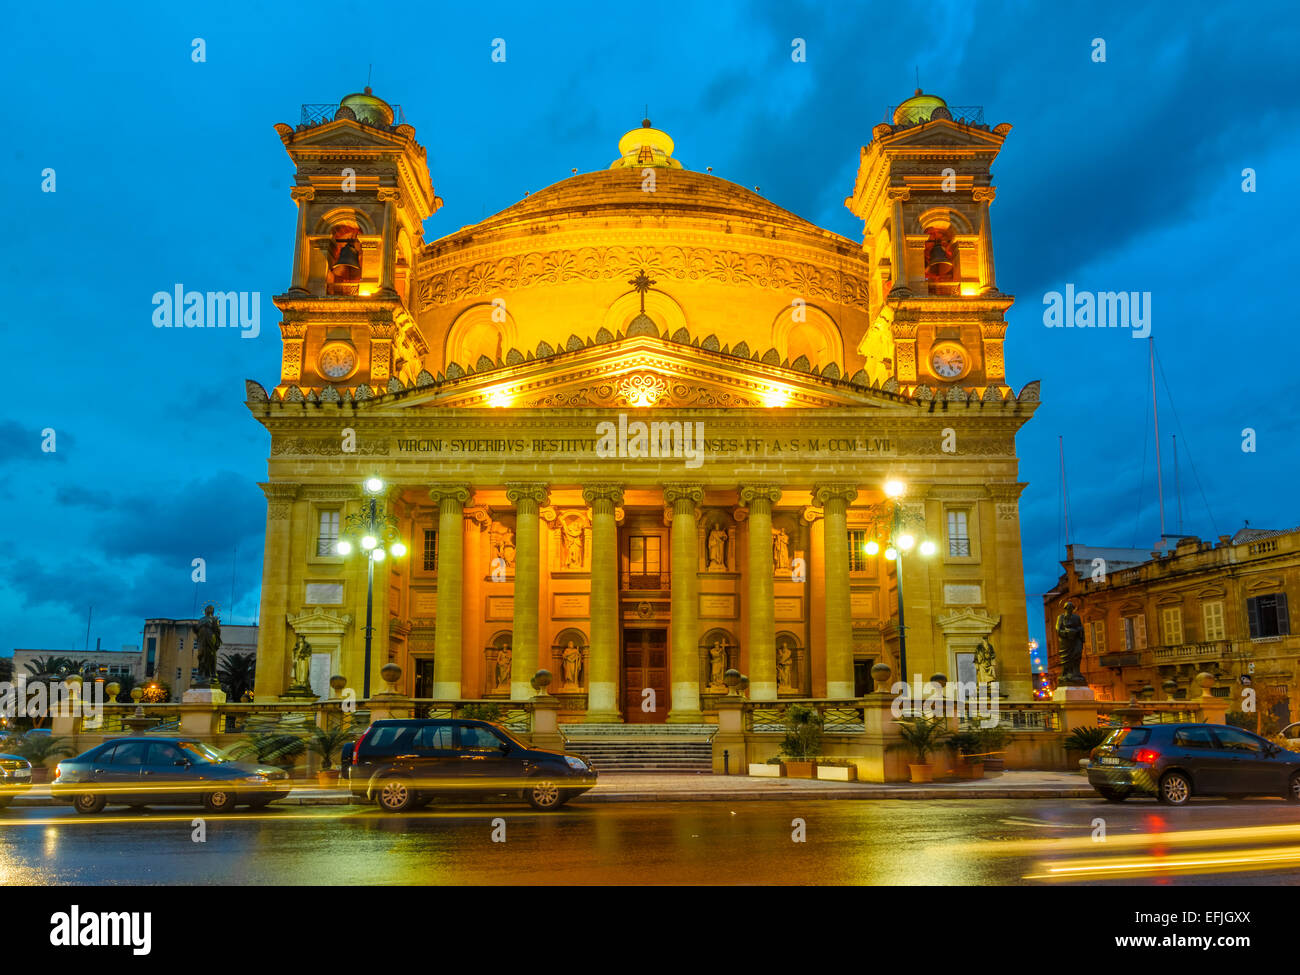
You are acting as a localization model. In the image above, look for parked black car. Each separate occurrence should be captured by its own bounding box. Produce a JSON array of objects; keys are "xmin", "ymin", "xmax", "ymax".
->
[
  {"xmin": 0, "ymin": 753, "xmax": 34, "ymax": 808},
  {"xmin": 1087, "ymin": 723, "xmax": 1300, "ymax": 805},
  {"xmin": 52, "ymin": 737, "xmax": 292, "ymax": 814},
  {"xmin": 348, "ymin": 718, "xmax": 597, "ymax": 812}
]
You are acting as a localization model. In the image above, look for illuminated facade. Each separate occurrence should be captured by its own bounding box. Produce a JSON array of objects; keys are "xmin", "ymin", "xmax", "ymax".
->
[{"xmin": 248, "ymin": 87, "xmax": 1040, "ymax": 719}]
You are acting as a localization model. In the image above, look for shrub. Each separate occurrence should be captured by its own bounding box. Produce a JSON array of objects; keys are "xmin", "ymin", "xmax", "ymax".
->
[
  {"xmin": 1063, "ymin": 725, "xmax": 1111, "ymax": 753},
  {"xmin": 778, "ymin": 704, "xmax": 823, "ymax": 761}
]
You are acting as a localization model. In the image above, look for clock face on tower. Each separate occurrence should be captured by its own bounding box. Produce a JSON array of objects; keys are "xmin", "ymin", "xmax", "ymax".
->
[
  {"xmin": 931, "ymin": 343, "xmax": 967, "ymax": 380},
  {"xmin": 319, "ymin": 342, "xmax": 357, "ymax": 380}
]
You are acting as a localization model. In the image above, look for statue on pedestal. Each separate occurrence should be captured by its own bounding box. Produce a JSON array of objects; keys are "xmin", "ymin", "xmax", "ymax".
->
[
  {"xmin": 707, "ymin": 639, "xmax": 729, "ymax": 690},
  {"xmin": 707, "ymin": 525, "xmax": 728, "ymax": 570},
  {"xmin": 194, "ymin": 605, "xmax": 222, "ymax": 687},
  {"xmin": 1055, "ymin": 601, "xmax": 1086, "ymax": 686},
  {"xmin": 772, "ymin": 527, "xmax": 791, "ymax": 571}
]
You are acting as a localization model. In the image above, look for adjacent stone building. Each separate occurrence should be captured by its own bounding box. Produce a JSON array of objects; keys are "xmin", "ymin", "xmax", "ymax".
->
[
  {"xmin": 141, "ymin": 619, "xmax": 259, "ymax": 697},
  {"xmin": 247, "ymin": 87, "xmax": 1040, "ymax": 719},
  {"xmin": 1044, "ymin": 528, "xmax": 1300, "ymax": 727}
]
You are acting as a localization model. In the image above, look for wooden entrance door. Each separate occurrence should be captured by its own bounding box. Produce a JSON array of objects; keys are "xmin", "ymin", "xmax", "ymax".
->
[{"xmin": 623, "ymin": 628, "xmax": 668, "ymax": 723}]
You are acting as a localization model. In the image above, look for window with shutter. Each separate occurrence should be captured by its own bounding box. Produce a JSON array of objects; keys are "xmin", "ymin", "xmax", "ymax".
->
[
  {"xmin": 1203, "ymin": 601, "xmax": 1225, "ymax": 641},
  {"xmin": 1135, "ymin": 614, "xmax": 1146, "ymax": 649},
  {"xmin": 1090, "ymin": 620, "xmax": 1106, "ymax": 655},
  {"xmin": 1161, "ymin": 607, "xmax": 1183, "ymax": 645}
]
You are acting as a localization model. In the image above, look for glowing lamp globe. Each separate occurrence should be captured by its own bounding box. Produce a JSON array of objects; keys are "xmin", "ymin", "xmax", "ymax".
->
[
  {"xmin": 390, "ymin": 542, "xmax": 407, "ymax": 558},
  {"xmin": 865, "ymin": 540, "xmax": 880, "ymax": 556},
  {"xmin": 361, "ymin": 535, "xmax": 378, "ymax": 551},
  {"xmin": 335, "ymin": 540, "xmax": 352, "ymax": 555},
  {"xmin": 884, "ymin": 480, "xmax": 906, "ymax": 498},
  {"xmin": 372, "ymin": 548, "xmax": 386, "ymax": 562},
  {"xmin": 365, "ymin": 477, "xmax": 384, "ymax": 494},
  {"xmin": 919, "ymin": 540, "xmax": 937, "ymax": 556},
  {"xmin": 885, "ymin": 547, "xmax": 898, "ymax": 561},
  {"xmin": 898, "ymin": 533, "xmax": 915, "ymax": 551}
]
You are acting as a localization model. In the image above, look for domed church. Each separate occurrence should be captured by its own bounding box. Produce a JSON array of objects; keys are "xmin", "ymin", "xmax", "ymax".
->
[{"xmin": 247, "ymin": 86, "xmax": 1038, "ymax": 724}]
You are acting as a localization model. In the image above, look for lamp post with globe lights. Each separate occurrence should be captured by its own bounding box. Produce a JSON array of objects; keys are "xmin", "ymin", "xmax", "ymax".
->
[
  {"xmin": 864, "ymin": 479, "xmax": 936, "ymax": 685},
  {"xmin": 335, "ymin": 476, "xmax": 407, "ymax": 698}
]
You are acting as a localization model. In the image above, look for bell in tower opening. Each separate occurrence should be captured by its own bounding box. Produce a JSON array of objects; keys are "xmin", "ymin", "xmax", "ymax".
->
[
  {"xmin": 924, "ymin": 226, "xmax": 955, "ymax": 281},
  {"xmin": 327, "ymin": 224, "xmax": 363, "ymax": 296}
]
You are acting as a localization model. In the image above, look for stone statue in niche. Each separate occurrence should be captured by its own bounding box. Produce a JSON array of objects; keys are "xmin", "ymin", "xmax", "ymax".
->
[
  {"xmin": 560, "ymin": 641, "xmax": 583, "ymax": 689},
  {"xmin": 772, "ymin": 527, "xmax": 791, "ymax": 571},
  {"xmin": 707, "ymin": 524, "xmax": 728, "ymax": 570},
  {"xmin": 707, "ymin": 639, "xmax": 730, "ymax": 690},
  {"xmin": 776, "ymin": 641, "xmax": 795, "ymax": 691},
  {"xmin": 560, "ymin": 517, "xmax": 584, "ymax": 569},
  {"xmin": 494, "ymin": 644, "xmax": 512, "ymax": 691},
  {"xmin": 489, "ymin": 522, "xmax": 516, "ymax": 570},
  {"xmin": 289, "ymin": 633, "xmax": 312, "ymax": 691}
]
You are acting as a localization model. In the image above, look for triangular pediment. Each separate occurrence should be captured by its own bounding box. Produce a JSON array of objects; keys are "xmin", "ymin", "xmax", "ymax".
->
[
  {"xmin": 279, "ymin": 118, "xmax": 408, "ymax": 151},
  {"xmin": 369, "ymin": 331, "xmax": 905, "ymax": 411},
  {"xmin": 881, "ymin": 119, "xmax": 1008, "ymax": 151}
]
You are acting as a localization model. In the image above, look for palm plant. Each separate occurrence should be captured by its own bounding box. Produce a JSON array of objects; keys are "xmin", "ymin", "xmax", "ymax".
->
[
  {"xmin": 305, "ymin": 723, "xmax": 358, "ymax": 770},
  {"xmin": 892, "ymin": 714, "xmax": 951, "ymax": 764},
  {"xmin": 217, "ymin": 652, "xmax": 256, "ymax": 702},
  {"xmin": 25, "ymin": 655, "xmax": 72, "ymax": 678},
  {"xmin": 779, "ymin": 703, "xmax": 824, "ymax": 761},
  {"xmin": 229, "ymin": 732, "xmax": 308, "ymax": 771},
  {"xmin": 2, "ymin": 733, "xmax": 74, "ymax": 768},
  {"xmin": 1063, "ymin": 725, "xmax": 1111, "ymax": 753}
]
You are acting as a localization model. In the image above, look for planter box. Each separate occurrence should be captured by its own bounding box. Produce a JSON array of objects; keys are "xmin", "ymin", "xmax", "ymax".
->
[
  {"xmin": 951, "ymin": 761, "xmax": 984, "ymax": 780},
  {"xmin": 748, "ymin": 763, "xmax": 784, "ymax": 777},
  {"xmin": 908, "ymin": 763, "xmax": 934, "ymax": 783},
  {"xmin": 816, "ymin": 765, "xmax": 858, "ymax": 781},
  {"xmin": 783, "ymin": 761, "xmax": 818, "ymax": 779}
]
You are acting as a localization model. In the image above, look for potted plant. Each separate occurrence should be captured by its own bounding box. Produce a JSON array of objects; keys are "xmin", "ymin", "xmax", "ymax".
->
[
  {"xmin": 815, "ymin": 758, "xmax": 858, "ymax": 781},
  {"xmin": 230, "ymin": 731, "xmax": 308, "ymax": 777},
  {"xmin": 974, "ymin": 724, "xmax": 1013, "ymax": 774},
  {"xmin": 891, "ymin": 714, "xmax": 950, "ymax": 782},
  {"xmin": 306, "ymin": 723, "xmax": 357, "ymax": 787},
  {"xmin": 946, "ymin": 731, "xmax": 985, "ymax": 779},
  {"xmin": 1063, "ymin": 725, "xmax": 1110, "ymax": 772},
  {"xmin": 778, "ymin": 704, "xmax": 823, "ymax": 778},
  {"xmin": 749, "ymin": 756, "xmax": 785, "ymax": 777},
  {"xmin": 460, "ymin": 702, "xmax": 505, "ymax": 722}
]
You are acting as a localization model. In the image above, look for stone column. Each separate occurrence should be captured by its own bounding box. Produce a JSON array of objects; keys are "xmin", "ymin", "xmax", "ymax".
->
[
  {"xmin": 255, "ymin": 482, "xmax": 300, "ymax": 699},
  {"xmin": 429, "ymin": 485, "xmax": 471, "ymax": 699},
  {"xmin": 973, "ymin": 186, "xmax": 997, "ymax": 294},
  {"xmin": 288, "ymin": 186, "xmax": 314, "ymax": 294},
  {"xmin": 815, "ymin": 485, "xmax": 858, "ymax": 698},
  {"xmin": 886, "ymin": 186, "xmax": 911, "ymax": 298},
  {"xmin": 583, "ymin": 484, "xmax": 624, "ymax": 721},
  {"xmin": 377, "ymin": 187, "xmax": 401, "ymax": 296},
  {"xmin": 664, "ymin": 484, "xmax": 704, "ymax": 722},
  {"xmin": 740, "ymin": 484, "xmax": 782, "ymax": 700},
  {"xmin": 506, "ymin": 483, "xmax": 548, "ymax": 701}
]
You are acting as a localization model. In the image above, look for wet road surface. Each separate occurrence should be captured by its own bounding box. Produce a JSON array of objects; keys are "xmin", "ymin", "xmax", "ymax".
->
[{"xmin": 3, "ymin": 797, "xmax": 1300, "ymax": 885}]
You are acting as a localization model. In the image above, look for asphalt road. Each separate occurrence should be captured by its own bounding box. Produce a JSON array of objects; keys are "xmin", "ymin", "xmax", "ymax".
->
[{"xmin": 3, "ymin": 797, "xmax": 1300, "ymax": 885}]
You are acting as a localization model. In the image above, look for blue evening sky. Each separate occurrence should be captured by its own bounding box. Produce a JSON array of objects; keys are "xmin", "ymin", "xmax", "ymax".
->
[{"xmin": 2, "ymin": 1, "xmax": 1296, "ymax": 665}]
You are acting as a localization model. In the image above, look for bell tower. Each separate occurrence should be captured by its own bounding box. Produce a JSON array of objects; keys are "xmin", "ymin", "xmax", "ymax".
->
[
  {"xmin": 271, "ymin": 88, "xmax": 440, "ymax": 396},
  {"xmin": 846, "ymin": 90, "xmax": 1014, "ymax": 392}
]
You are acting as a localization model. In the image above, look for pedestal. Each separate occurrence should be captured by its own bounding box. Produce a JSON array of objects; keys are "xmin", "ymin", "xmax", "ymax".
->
[
  {"xmin": 178, "ymin": 702, "xmax": 224, "ymax": 738},
  {"xmin": 366, "ymin": 694, "xmax": 412, "ymax": 722},
  {"xmin": 1052, "ymin": 684, "xmax": 1095, "ymax": 702},
  {"xmin": 182, "ymin": 688, "xmax": 228, "ymax": 705},
  {"xmin": 530, "ymin": 696, "xmax": 564, "ymax": 752},
  {"xmin": 713, "ymin": 697, "xmax": 746, "ymax": 774}
]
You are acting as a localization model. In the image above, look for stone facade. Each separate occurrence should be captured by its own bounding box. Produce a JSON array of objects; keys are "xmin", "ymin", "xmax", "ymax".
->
[{"xmin": 248, "ymin": 88, "xmax": 1039, "ymax": 717}]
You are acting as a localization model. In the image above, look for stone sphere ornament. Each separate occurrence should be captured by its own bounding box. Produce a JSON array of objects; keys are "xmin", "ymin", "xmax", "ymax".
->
[
  {"xmin": 531, "ymin": 669, "xmax": 553, "ymax": 693},
  {"xmin": 380, "ymin": 663, "xmax": 402, "ymax": 694},
  {"xmin": 870, "ymin": 662, "xmax": 893, "ymax": 692}
]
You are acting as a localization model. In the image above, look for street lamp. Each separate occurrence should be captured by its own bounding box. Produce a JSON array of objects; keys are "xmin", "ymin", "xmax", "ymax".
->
[
  {"xmin": 867, "ymin": 480, "xmax": 936, "ymax": 685},
  {"xmin": 336, "ymin": 477, "xmax": 407, "ymax": 698}
]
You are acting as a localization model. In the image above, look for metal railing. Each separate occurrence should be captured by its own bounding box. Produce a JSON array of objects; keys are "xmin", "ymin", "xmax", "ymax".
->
[
  {"xmin": 299, "ymin": 103, "xmax": 407, "ymax": 128},
  {"xmin": 745, "ymin": 700, "xmax": 865, "ymax": 733}
]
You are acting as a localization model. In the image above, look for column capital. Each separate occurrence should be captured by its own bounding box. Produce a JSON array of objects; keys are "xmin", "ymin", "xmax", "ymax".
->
[
  {"xmin": 663, "ymin": 484, "xmax": 704, "ymax": 510},
  {"xmin": 376, "ymin": 187, "xmax": 403, "ymax": 206},
  {"xmin": 289, "ymin": 185, "xmax": 315, "ymax": 203},
  {"xmin": 886, "ymin": 186, "xmax": 911, "ymax": 203},
  {"xmin": 505, "ymin": 482, "xmax": 550, "ymax": 509},
  {"xmin": 738, "ymin": 484, "xmax": 782, "ymax": 510},
  {"xmin": 813, "ymin": 484, "xmax": 859, "ymax": 509},
  {"xmin": 971, "ymin": 186, "xmax": 997, "ymax": 204},
  {"xmin": 428, "ymin": 484, "xmax": 471, "ymax": 506},
  {"xmin": 582, "ymin": 483, "xmax": 624, "ymax": 507}
]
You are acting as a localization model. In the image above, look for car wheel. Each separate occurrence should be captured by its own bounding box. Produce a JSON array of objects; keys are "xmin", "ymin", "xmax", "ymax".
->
[
  {"xmin": 1286, "ymin": 773, "xmax": 1300, "ymax": 803},
  {"xmin": 203, "ymin": 789, "xmax": 238, "ymax": 813},
  {"xmin": 1096, "ymin": 785, "xmax": 1130, "ymax": 802},
  {"xmin": 376, "ymin": 778, "xmax": 415, "ymax": 813},
  {"xmin": 73, "ymin": 793, "xmax": 106, "ymax": 814},
  {"xmin": 1157, "ymin": 771, "xmax": 1192, "ymax": 806},
  {"xmin": 526, "ymin": 780, "xmax": 563, "ymax": 811}
]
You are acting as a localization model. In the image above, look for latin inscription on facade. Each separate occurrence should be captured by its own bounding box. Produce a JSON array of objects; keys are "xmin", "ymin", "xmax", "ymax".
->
[
  {"xmin": 304, "ymin": 583, "xmax": 344, "ymax": 605},
  {"xmin": 699, "ymin": 593, "xmax": 737, "ymax": 618}
]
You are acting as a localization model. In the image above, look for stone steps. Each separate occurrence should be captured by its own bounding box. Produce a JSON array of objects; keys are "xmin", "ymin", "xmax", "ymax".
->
[{"xmin": 565, "ymin": 740, "xmax": 714, "ymax": 773}]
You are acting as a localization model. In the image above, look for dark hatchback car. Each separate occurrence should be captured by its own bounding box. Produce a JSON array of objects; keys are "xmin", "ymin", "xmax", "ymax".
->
[
  {"xmin": 1087, "ymin": 723, "xmax": 1300, "ymax": 805},
  {"xmin": 52, "ymin": 737, "xmax": 292, "ymax": 814},
  {"xmin": 0, "ymin": 753, "xmax": 34, "ymax": 808},
  {"xmin": 349, "ymin": 718, "xmax": 597, "ymax": 812}
]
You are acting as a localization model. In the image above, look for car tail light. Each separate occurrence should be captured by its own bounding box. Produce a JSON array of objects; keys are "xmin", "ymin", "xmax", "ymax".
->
[
  {"xmin": 352, "ymin": 729, "xmax": 369, "ymax": 765},
  {"xmin": 1133, "ymin": 748, "xmax": 1159, "ymax": 765},
  {"xmin": 53, "ymin": 765, "xmax": 62, "ymax": 781}
]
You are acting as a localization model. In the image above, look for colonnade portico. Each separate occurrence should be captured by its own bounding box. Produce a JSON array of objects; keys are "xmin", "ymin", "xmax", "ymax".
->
[{"xmin": 401, "ymin": 480, "xmax": 884, "ymax": 720}]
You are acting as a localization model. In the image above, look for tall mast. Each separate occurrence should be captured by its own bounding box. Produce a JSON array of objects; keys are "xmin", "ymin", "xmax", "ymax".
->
[
  {"xmin": 1059, "ymin": 435, "xmax": 1071, "ymax": 548},
  {"xmin": 1150, "ymin": 337, "xmax": 1166, "ymax": 540},
  {"xmin": 1173, "ymin": 435, "xmax": 1184, "ymax": 535}
]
